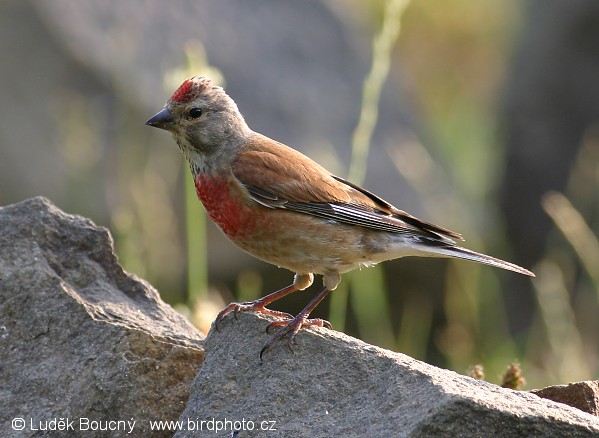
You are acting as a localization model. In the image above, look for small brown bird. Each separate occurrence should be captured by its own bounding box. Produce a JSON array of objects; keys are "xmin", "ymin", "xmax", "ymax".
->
[{"xmin": 146, "ymin": 76, "xmax": 534, "ymax": 358}]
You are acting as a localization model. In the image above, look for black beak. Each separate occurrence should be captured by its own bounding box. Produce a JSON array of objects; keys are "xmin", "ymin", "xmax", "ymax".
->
[{"xmin": 145, "ymin": 107, "xmax": 175, "ymax": 130}]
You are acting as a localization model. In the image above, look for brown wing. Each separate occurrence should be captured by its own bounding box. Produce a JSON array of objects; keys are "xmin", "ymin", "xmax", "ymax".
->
[{"xmin": 232, "ymin": 133, "xmax": 463, "ymax": 242}]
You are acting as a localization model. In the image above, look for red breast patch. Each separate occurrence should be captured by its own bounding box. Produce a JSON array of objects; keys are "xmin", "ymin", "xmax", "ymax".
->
[{"xmin": 194, "ymin": 175, "xmax": 263, "ymax": 240}]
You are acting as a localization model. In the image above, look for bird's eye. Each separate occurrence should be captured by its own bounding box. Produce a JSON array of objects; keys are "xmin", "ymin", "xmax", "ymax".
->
[{"xmin": 188, "ymin": 108, "xmax": 203, "ymax": 119}]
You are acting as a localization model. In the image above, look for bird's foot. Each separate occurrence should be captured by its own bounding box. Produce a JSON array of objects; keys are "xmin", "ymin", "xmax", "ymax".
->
[
  {"xmin": 260, "ymin": 314, "xmax": 332, "ymax": 361},
  {"xmin": 214, "ymin": 300, "xmax": 293, "ymax": 332}
]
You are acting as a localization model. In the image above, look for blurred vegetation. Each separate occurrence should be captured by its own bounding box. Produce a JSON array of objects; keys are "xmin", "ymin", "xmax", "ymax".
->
[{"xmin": 8, "ymin": 0, "xmax": 598, "ymax": 389}]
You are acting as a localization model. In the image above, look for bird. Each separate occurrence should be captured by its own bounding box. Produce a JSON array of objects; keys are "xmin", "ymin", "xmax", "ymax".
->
[{"xmin": 146, "ymin": 76, "xmax": 534, "ymax": 359}]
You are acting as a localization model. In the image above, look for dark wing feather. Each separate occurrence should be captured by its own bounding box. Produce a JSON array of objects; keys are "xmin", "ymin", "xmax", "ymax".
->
[
  {"xmin": 331, "ymin": 175, "xmax": 463, "ymax": 241},
  {"xmin": 243, "ymin": 183, "xmax": 460, "ymax": 243}
]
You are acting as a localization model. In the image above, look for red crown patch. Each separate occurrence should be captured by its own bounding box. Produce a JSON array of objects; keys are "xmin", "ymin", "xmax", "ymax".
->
[{"xmin": 170, "ymin": 79, "xmax": 194, "ymax": 103}]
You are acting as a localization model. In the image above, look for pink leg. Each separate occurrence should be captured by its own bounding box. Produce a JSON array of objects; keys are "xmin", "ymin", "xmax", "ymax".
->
[
  {"xmin": 214, "ymin": 283, "xmax": 299, "ymax": 331},
  {"xmin": 215, "ymin": 273, "xmax": 314, "ymax": 331}
]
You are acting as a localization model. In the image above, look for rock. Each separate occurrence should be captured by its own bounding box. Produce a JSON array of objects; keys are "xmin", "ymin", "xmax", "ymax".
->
[
  {"xmin": 532, "ymin": 381, "xmax": 599, "ymax": 417},
  {"xmin": 176, "ymin": 312, "xmax": 599, "ymax": 437},
  {"xmin": 0, "ymin": 197, "xmax": 204, "ymax": 437},
  {"xmin": 3, "ymin": 196, "xmax": 598, "ymax": 437}
]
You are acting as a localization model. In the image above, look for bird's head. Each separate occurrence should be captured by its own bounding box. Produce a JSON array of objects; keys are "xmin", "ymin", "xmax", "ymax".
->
[{"xmin": 146, "ymin": 76, "xmax": 251, "ymax": 163}]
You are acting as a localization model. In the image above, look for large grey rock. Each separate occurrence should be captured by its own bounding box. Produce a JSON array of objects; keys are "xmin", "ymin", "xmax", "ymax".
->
[
  {"xmin": 176, "ymin": 312, "xmax": 599, "ymax": 437},
  {"xmin": 0, "ymin": 197, "xmax": 204, "ymax": 437},
  {"xmin": 2, "ymin": 196, "xmax": 599, "ymax": 437}
]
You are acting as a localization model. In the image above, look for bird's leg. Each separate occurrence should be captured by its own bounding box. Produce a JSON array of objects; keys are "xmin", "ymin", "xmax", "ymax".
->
[
  {"xmin": 260, "ymin": 285, "xmax": 333, "ymax": 360},
  {"xmin": 214, "ymin": 273, "xmax": 313, "ymax": 331},
  {"xmin": 260, "ymin": 273, "xmax": 340, "ymax": 359},
  {"xmin": 215, "ymin": 284, "xmax": 296, "ymax": 330}
]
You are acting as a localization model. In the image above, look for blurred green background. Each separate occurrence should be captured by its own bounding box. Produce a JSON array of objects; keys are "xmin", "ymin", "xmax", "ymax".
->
[{"xmin": 1, "ymin": 0, "xmax": 598, "ymax": 388}]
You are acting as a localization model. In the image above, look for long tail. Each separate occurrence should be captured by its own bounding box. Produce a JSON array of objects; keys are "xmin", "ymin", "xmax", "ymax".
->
[{"xmin": 424, "ymin": 244, "xmax": 534, "ymax": 277}]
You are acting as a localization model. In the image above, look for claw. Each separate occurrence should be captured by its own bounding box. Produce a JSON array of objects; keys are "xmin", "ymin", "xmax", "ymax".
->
[
  {"xmin": 306, "ymin": 318, "xmax": 332, "ymax": 329},
  {"xmin": 259, "ymin": 345, "xmax": 268, "ymax": 362},
  {"xmin": 214, "ymin": 301, "xmax": 242, "ymax": 332}
]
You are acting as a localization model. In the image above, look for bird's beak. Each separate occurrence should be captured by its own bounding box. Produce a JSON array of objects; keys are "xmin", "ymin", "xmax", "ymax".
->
[{"xmin": 145, "ymin": 107, "xmax": 175, "ymax": 130}]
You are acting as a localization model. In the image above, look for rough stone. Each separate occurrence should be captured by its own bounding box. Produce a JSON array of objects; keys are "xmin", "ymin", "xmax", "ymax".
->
[
  {"xmin": 0, "ymin": 197, "xmax": 204, "ymax": 437},
  {"xmin": 532, "ymin": 381, "xmax": 599, "ymax": 417},
  {"xmin": 3, "ymin": 196, "xmax": 599, "ymax": 437},
  {"xmin": 176, "ymin": 312, "xmax": 599, "ymax": 437}
]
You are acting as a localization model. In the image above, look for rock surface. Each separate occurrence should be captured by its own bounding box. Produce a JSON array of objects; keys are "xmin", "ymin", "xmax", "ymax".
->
[
  {"xmin": 0, "ymin": 197, "xmax": 204, "ymax": 437},
  {"xmin": 532, "ymin": 381, "xmax": 599, "ymax": 417},
  {"xmin": 3, "ymin": 196, "xmax": 599, "ymax": 437},
  {"xmin": 176, "ymin": 312, "xmax": 599, "ymax": 437}
]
